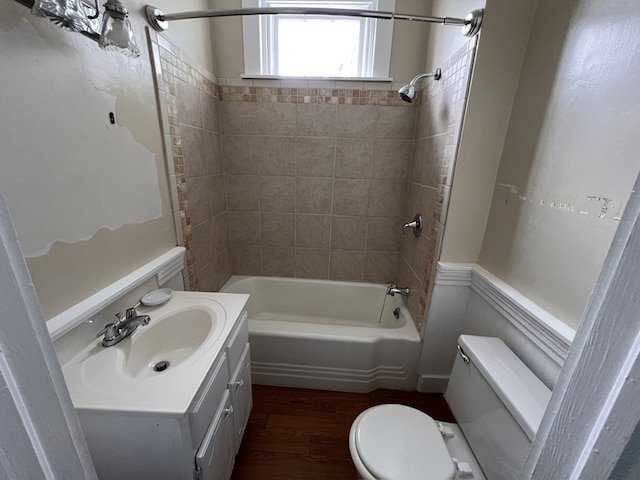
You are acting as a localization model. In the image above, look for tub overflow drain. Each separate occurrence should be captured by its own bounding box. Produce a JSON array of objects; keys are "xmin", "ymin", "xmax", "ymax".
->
[{"xmin": 153, "ymin": 361, "xmax": 169, "ymax": 372}]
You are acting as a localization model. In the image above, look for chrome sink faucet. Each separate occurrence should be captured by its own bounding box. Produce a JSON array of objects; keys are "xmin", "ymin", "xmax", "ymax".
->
[
  {"xmin": 97, "ymin": 306, "xmax": 151, "ymax": 347},
  {"xmin": 387, "ymin": 285, "xmax": 410, "ymax": 297}
]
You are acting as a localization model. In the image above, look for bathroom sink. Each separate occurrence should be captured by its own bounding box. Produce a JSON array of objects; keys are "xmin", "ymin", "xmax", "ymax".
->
[
  {"xmin": 60, "ymin": 291, "xmax": 249, "ymax": 415},
  {"xmin": 122, "ymin": 304, "xmax": 221, "ymax": 379}
]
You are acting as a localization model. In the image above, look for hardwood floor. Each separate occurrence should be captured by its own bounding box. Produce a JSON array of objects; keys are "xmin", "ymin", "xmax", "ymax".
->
[{"xmin": 231, "ymin": 385, "xmax": 455, "ymax": 479}]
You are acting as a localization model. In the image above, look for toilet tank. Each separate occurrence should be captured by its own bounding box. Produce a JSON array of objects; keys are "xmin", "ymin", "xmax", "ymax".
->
[{"xmin": 444, "ymin": 335, "xmax": 551, "ymax": 480}]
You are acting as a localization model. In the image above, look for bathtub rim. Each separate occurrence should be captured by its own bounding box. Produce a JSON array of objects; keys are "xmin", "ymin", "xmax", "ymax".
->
[{"xmin": 220, "ymin": 275, "xmax": 420, "ymax": 341}]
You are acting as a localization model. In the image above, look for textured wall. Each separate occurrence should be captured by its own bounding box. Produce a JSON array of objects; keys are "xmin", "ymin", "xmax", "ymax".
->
[
  {"xmin": 478, "ymin": 0, "xmax": 640, "ymax": 328},
  {"xmin": 0, "ymin": 0, "xmax": 187, "ymax": 319}
]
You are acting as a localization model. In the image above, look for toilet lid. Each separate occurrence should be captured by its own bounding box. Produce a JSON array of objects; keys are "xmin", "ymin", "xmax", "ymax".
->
[{"xmin": 354, "ymin": 405, "xmax": 455, "ymax": 480}]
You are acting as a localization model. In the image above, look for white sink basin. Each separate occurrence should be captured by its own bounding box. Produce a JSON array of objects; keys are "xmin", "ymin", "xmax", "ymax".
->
[{"xmin": 60, "ymin": 291, "xmax": 249, "ymax": 415}]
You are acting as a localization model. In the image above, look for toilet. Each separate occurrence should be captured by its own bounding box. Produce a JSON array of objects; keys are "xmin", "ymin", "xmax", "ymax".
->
[{"xmin": 349, "ymin": 335, "xmax": 552, "ymax": 480}]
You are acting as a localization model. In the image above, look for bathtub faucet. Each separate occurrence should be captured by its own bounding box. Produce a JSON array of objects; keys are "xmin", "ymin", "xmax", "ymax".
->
[{"xmin": 387, "ymin": 285, "xmax": 410, "ymax": 297}]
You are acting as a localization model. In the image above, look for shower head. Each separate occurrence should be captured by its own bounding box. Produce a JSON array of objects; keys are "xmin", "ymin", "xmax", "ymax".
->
[
  {"xmin": 398, "ymin": 84, "xmax": 416, "ymax": 103},
  {"xmin": 398, "ymin": 68, "xmax": 442, "ymax": 103}
]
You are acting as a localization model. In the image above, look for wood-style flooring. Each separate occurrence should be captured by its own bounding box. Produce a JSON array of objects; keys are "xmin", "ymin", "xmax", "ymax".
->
[{"xmin": 231, "ymin": 385, "xmax": 456, "ymax": 479}]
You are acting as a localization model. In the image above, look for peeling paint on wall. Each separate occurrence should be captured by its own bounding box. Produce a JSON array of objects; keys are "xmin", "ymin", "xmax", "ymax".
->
[
  {"xmin": 0, "ymin": 18, "xmax": 162, "ymax": 258},
  {"xmin": 496, "ymin": 181, "xmax": 625, "ymax": 222}
]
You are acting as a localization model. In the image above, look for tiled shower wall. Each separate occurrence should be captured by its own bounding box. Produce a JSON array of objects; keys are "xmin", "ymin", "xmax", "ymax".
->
[
  {"xmin": 218, "ymin": 92, "xmax": 415, "ymax": 282},
  {"xmin": 151, "ymin": 31, "xmax": 475, "ymax": 334},
  {"xmin": 150, "ymin": 33, "xmax": 232, "ymax": 292},
  {"xmin": 396, "ymin": 40, "xmax": 476, "ymax": 333}
]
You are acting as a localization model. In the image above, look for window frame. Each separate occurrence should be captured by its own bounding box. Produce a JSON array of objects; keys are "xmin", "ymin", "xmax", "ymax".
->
[{"xmin": 241, "ymin": 0, "xmax": 395, "ymax": 80}]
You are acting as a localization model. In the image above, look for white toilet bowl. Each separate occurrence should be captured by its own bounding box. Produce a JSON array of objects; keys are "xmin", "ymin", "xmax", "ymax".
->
[
  {"xmin": 349, "ymin": 404, "xmax": 473, "ymax": 480},
  {"xmin": 348, "ymin": 335, "xmax": 552, "ymax": 480}
]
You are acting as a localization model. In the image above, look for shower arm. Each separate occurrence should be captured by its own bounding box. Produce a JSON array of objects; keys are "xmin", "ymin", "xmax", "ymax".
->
[
  {"xmin": 145, "ymin": 6, "xmax": 484, "ymax": 38},
  {"xmin": 408, "ymin": 69, "xmax": 442, "ymax": 86}
]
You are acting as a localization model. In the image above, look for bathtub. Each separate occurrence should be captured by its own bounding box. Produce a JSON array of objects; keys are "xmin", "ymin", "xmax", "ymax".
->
[{"xmin": 220, "ymin": 276, "xmax": 421, "ymax": 392}]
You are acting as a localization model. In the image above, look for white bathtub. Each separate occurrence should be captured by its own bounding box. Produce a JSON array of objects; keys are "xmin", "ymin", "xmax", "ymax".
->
[{"xmin": 220, "ymin": 276, "xmax": 421, "ymax": 392}]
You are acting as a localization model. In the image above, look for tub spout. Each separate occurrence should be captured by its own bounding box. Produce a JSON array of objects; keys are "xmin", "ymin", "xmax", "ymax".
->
[{"xmin": 387, "ymin": 285, "xmax": 410, "ymax": 297}]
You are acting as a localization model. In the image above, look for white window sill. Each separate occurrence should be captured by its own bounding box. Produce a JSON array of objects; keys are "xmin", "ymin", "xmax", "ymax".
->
[{"xmin": 241, "ymin": 74, "xmax": 393, "ymax": 82}]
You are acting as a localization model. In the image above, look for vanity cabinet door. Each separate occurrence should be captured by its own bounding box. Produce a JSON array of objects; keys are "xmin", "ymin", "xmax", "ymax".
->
[
  {"xmin": 229, "ymin": 344, "xmax": 252, "ymax": 451},
  {"xmin": 195, "ymin": 390, "xmax": 235, "ymax": 480},
  {"xmin": 189, "ymin": 353, "xmax": 229, "ymax": 448}
]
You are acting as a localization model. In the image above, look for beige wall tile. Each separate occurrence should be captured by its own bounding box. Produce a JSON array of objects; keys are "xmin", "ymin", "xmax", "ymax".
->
[
  {"xmin": 191, "ymin": 218, "xmax": 215, "ymax": 270},
  {"xmin": 421, "ymin": 134, "xmax": 447, "ymax": 188},
  {"xmin": 366, "ymin": 217, "xmax": 402, "ymax": 252},
  {"xmin": 363, "ymin": 251, "xmax": 399, "ymax": 284},
  {"xmin": 219, "ymin": 101, "xmax": 257, "ymax": 134},
  {"xmin": 295, "ymin": 248, "xmax": 330, "ymax": 279},
  {"xmin": 331, "ymin": 216, "xmax": 366, "ymax": 250},
  {"xmin": 261, "ymin": 213, "xmax": 295, "ymax": 247},
  {"xmin": 333, "ymin": 179, "xmax": 371, "ymax": 216},
  {"xmin": 201, "ymin": 93, "xmax": 219, "ymax": 133},
  {"xmin": 329, "ymin": 250, "xmax": 365, "ymax": 281},
  {"xmin": 296, "ymin": 214, "xmax": 331, "ymax": 248},
  {"xmin": 210, "ymin": 175, "xmax": 227, "ymax": 216},
  {"xmin": 231, "ymin": 245, "xmax": 262, "ymax": 275},
  {"xmin": 335, "ymin": 139, "xmax": 374, "ymax": 179},
  {"xmin": 415, "ymin": 103, "xmax": 430, "ymax": 139},
  {"xmin": 212, "ymin": 213, "xmax": 228, "ymax": 252},
  {"xmin": 185, "ymin": 176, "xmax": 211, "ymax": 226},
  {"xmin": 395, "ymin": 258, "xmax": 423, "ymax": 324},
  {"xmin": 255, "ymin": 103, "xmax": 297, "ymax": 136},
  {"xmin": 368, "ymin": 180, "xmax": 406, "ymax": 218},
  {"xmin": 226, "ymin": 175, "xmax": 260, "ymax": 211},
  {"xmin": 227, "ymin": 211, "xmax": 260, "ymax": 246},
  {"xmin": 336, "ymin": 105, "xmax": 377, "ymax": 138},
  {"xmin": 212, "ymin": 250, "xmax": 233, "ymax": 291},
  {"xmin": 175, "ymin": 79, "xmax": 202, "ymax": 128},
  {"xmin": 296, "ymin": 177, "xmax": 333, "ymax": 214},
  {"xmin": 262, "ymin": 246, "xmax": 296, "ymax": 277},
  {"xmin": 258, "ymin": 136, "xmax": 296, "ymax": 176},
  {"xmin": 180, "ymin": 125, "xmax": 207, "ymax": 178},
  {"xmin": 222, "ymin": 135, "xmax": 260, "ymax": 174},
  {"xmin": 375, "ymin": 106, "xmax": 416, "ymax": 139},
  {"xmin": 296, "ymin": 137, "xmax": 336, "ymax": 177},
  {"xmin": 373, "ymin": 139, "xmax": 413, "ymax": 181},
  {"xmin": 204, "ymin": 132, "xmax": 223, "ymax": 175},
  {"xmin": 260, "ymin": 176, "xmax": 295, "ymax": 213},
  {"xmin": 410, "ymin": 138, "xmax": 426, "ymax": 184},
  {"xmin": 296, "ymin": 104, "xmax": 337, "ymax": 137}
]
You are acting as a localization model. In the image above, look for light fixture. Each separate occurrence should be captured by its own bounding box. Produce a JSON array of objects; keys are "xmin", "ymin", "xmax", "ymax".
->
[
  {"xmin": 31, "ymin": 0, "xmax": 91, "ymax": 32},
  {"xmin": 29, "ymin": 0, "xmax": 139, "ymax": 58},
  {"xmin": 98, "ymin": 0, "xmax": 140, "ymax": 58}
]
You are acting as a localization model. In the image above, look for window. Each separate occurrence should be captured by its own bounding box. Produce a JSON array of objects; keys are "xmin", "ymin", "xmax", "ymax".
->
[{"xmin": 242, "ymin": 0, "xmax": 395, "ymax": 79}]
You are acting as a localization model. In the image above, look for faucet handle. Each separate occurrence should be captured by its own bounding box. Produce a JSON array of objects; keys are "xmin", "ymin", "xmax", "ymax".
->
[
  {"xmin": 403, "ymin": 213, "xmax": 422, "ymax": 238},
  {"xmin": 96, "ymin": 322, "xmax": 119, "ymax": 339},
  {"xmin": 125, "ymin": 307, "xmax": 137, "ymax": 320}
]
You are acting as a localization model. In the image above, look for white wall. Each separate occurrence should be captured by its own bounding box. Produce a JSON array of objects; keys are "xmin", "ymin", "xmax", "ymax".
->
[
  {"xmin": 439, "ymin": 0, "xmax": 537, "ymax": 264},
  {"xmin": 154, "ymin": 0, "xmax": 215, "ymax": 74},
  {"xmin": 478, "ymin": 0, "xmax": 640, "ymax": 328},
  {"xmin": 0, "ymin": 1, "xmax": 212, "ymax": 319}
]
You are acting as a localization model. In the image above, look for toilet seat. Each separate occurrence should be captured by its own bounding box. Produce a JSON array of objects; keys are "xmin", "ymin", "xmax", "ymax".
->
[{"xmin": 350, "ymin": 404, "xmax": 455, "ymax": 480}]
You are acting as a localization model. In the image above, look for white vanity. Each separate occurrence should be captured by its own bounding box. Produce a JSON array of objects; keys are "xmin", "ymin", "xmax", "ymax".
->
[{"xmin": 57, "ymin": 291, "xmax": 252, "ymax": 480}]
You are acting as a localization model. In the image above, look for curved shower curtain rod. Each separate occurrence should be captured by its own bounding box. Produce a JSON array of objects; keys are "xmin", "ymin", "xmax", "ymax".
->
[{"xmin": 145, "ymin": 6, "xmax": 484, "ymax": 38}]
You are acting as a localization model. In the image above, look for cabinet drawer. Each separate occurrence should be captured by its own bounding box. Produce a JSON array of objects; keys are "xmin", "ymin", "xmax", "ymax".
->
[
  {"xmin": 189, "ymin": 353, "xmax": 228, "ymax": 448},
  {"xmin": 226, "ymin": 311, "xmax": 248, "ymax": 376},
  {"xmin": 195, "ymin": 390, "xmax": 235, "ymax": 480}
]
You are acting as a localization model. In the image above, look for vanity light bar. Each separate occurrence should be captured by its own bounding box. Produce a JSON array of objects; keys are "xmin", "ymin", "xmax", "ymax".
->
[{"xmin": 145, "ymin": 6, "xmax": 484, "ymax": 38}]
